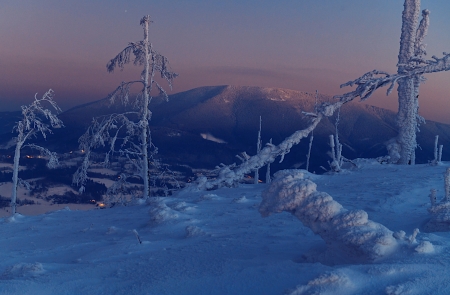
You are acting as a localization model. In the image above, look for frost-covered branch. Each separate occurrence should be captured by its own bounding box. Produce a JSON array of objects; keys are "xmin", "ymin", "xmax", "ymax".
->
[
  {"xmin": 73, "ymin": 113, "xmax": 141, "ymax": 192},
  {"xmin": 23, "ymin": 143, "xmax": 59, "ymax": 169},
  {"xmin": 197, "ymin": 114, "xmax": 324, "ymax": 190},
  {"xmin": 334, "ymin": 51, "xmax": 450, "ymax": 102},
  {"xmin": 259, "ymin": 170, "xmax": 398, "ymax": 261}
]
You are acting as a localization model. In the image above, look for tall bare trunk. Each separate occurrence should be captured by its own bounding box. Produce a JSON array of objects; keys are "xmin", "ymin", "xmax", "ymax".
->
[
  {"xmin": 396, "ymin": 0, "xmax": 421, "ymax": 164},
  {"xmin": 11, "ymin": 141, "xmax": 22, "ymax": 215},
  {"xmin": 142, "ymin": 17, "xmax": 150, "ymax": 199}
]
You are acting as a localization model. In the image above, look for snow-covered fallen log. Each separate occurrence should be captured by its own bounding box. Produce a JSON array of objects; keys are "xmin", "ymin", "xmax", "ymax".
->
[{"xmin": 259, "ymin": 170, "xmax": 398, "ymax": 262}]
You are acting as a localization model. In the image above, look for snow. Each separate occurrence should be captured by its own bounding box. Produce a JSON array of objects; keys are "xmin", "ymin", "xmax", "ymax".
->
[
  {"xmin": 2, "ymin": 161, "xmax": 450, "ymax": 294},
  {"xmin": 200, "ymin": 133, "xmax": 227, "ymax": 144}
]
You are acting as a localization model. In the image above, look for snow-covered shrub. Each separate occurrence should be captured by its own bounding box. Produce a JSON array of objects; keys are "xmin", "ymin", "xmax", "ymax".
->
[
  {"xmin": 194, "ymin": 193, "xmax": 219, "ymax": 203},
  {"xmin": 231, "ymin": 196, "xmax": 248, "ymax": 203},
  {"xmin": 185, "ymin": 225, "xmax": 205, "ymax": 238},
  {"xmin": 148, "ymin": 198, "xmax": 178, "ymax": 223},
  {"xmin": 259, "ymin": 170, "xmax": 398, "ymax": 262},
  {"xmin": 425, "ymin": 168, "xmax": 450, "ymax": 232}
]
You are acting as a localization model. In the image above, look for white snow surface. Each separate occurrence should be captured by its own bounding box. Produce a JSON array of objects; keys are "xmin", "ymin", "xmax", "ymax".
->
[{"xmin": 2, "ymin": 160, "xmax": 450, "ymax": 294}]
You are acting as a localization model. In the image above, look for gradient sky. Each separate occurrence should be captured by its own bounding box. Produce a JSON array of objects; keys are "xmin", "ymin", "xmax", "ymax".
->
[{"xmin": 2, "ymin": 0, "xmax": 450, "ymax": 123}]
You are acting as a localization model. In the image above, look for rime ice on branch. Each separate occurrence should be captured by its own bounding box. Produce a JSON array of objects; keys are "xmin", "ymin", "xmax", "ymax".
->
[
  {"xmin": 10, "ymin": 89, "xmax": 63, "ymax": 215},
  {"xmin": 73, "ymin": 15, "xmax": 177, "ymax": 199},
  {"xmin": 259, "ymin": 170, "xmax": 398, "ymax": 262}
]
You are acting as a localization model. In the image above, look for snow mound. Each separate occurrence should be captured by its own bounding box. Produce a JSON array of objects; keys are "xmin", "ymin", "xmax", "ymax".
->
[
  {"xmin": 185, "ymin": 225, "xmax": 205, "ymax": 238},
  {"xmin": 415, "ymin": 241, "xmax": 434, "ymax": 253},
  {"xmin": 287, "ymin": 271, "xmax": 352, "ymax": 295},
  {"xmin": 195, "ymin": 193, "xmax": 219, "ymax": 203},
  {"xmin": 231, "ymin": 196, "xmax": 248, "ymax": 203},
  {"xmin": 385, "ymin": 283, "xmax": 413, "ymax": 295},
  {"xmin": 169, "ymin": 201, "xmax": 195, "ymax": 212},
  {"xmin": 425, "ymin": 201, "xmax": 450, "ymax": 232},
  {"xmin": 259, "ymin": 170, "xmax": 398, "ymax": 262},
  {"xmin": 106, "ymin": 226, "xmax": 118, "ymax": 235},
  {"xmin": 5, "ymin": 213, "xmax": 25, "ymax": 223},
  {"xmin": 148, "ymin": 199, "xmax": 179, "ymax": 223},
  {"xmin": 1, "ymin": 262, "xmax": 45, "ymax": 279}
]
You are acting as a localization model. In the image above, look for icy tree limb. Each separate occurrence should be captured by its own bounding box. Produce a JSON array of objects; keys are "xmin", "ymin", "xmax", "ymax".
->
[
  {"xmin": 197, "ymin": 112, "xmax": 325, "ymax": 189},
  {"xmin": 259, "ymin": 170, "xmax": 398, "ymax": 262},
  {"xmin": 23, "ymin": 144, "xmax": 59, "ymax": 169}
]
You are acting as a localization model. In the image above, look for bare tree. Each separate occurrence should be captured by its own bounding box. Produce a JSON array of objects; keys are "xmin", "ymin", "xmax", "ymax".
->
[
  {"xmin": 10, "ymin": 89, "xmax": 63, "ymax": 215},
  {"xmin": 73, "ymin": 15, "xmax": 177, "ymax": 200}
]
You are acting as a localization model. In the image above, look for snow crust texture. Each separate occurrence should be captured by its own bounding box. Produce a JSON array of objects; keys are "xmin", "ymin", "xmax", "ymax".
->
[{"xmin": 259, "ymin": 170, "xmax": 398, "ymax": 262}]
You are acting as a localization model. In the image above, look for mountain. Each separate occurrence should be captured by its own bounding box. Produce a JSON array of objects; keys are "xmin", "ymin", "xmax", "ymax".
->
[{"xmin": 2, "ymin": 85, "xmax": 450, "ymax": 173}]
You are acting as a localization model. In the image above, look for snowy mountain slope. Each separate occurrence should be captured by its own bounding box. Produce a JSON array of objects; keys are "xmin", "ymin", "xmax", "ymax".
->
[
  {"xmin": 2, "ymin": 161, "xmax": 450, "ymax": 294},
  {"xmin": 3, "ymin": 85, "xmax": 450, "ymax": 173}
]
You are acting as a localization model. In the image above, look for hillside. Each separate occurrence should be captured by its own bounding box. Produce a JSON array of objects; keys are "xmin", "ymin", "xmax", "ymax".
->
[
  {"xmin": 2, "ymin": 86, "xmax": 450, "ymax": 173},
  {"xmin": 1, "ymin": 161, "xmax": 450, "ymax": 294}
]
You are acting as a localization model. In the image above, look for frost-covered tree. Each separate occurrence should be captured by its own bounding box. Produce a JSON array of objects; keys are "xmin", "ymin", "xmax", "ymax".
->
[
  {"xmin": 10, "ymin": 89, "xmax": 63, "ymax": 215},
  {"xmin": 73, "ymin": 15, "xmax": 177, "ymax": 200},
  {"xmin": 196, "ymin": 0, "xmax": 450, "ymax": 189},
  {"xmin": 342, "ymin": 0, "xmax": 448, "ymax": 164}
]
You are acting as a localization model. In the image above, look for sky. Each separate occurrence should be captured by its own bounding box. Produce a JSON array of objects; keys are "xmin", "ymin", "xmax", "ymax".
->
[{"xmin": 2, "ymin": 0, "xmax": 450, "ymax": 123}]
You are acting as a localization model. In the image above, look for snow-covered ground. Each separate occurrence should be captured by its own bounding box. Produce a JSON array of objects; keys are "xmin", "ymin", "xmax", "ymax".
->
[{"xmin": 1, "ymin": 160, "xmax": 450, "ymax": 294}]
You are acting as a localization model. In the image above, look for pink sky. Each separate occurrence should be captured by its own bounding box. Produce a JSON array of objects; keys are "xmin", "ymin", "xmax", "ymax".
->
[{"xmin": 2, "ymin": 0, "xmax": 450, "ymax": 123}]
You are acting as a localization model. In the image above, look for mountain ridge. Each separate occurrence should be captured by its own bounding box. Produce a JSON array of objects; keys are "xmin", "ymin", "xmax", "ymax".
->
[{"xmin": 2, "ymin": 85, "xmax": 450, "ymax": 173}]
